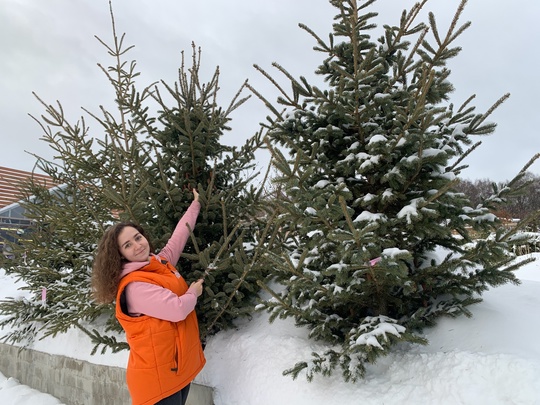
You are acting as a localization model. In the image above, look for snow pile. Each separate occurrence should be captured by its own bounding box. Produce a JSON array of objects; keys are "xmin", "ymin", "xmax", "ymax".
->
[
  {"xmin": 198, "ymin": 276, "xmax": 540, "ymax": 404},
  {"xmin": 1, "ymin": 254, "xmax": 540, "ymax": 404},
  {"xmin": 0, "ymin": 372, "xmax": 63, "ymax": 405}
]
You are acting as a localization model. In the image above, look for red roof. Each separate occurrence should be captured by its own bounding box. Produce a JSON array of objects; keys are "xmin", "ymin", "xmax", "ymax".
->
[{"xmin": 0, "ymin": 166, "xmax": 57, "ymax": 209}]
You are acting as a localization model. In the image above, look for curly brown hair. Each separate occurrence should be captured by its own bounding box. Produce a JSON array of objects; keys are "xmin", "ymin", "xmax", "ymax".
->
[{"xmin": 91, "ymin": 222, "xmax": 153, "ymax": 304}]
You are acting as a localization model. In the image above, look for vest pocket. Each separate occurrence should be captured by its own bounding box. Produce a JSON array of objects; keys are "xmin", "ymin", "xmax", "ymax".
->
[{"xmin": 172, "ymin": 336, "xmax": 181, "ymax": 373}]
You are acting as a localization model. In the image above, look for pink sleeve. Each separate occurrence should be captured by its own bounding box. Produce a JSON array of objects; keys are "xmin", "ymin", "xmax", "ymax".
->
[
  {"xmin": 125, "ymin": 281, "xmax": 199, "ymax": 322},
  {"xmin": 159, "ymin": 200, "xmax": 201, "ymax": 265}
]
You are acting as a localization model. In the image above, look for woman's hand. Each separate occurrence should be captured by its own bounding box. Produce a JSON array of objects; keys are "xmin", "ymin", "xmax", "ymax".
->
[
  {"xmin": 193, "ymin": 188, "xmax": 199, "ymax": 202},
  {"xmin": 189, "ymin": 279, "xmax": 204, "ymax": 297}
]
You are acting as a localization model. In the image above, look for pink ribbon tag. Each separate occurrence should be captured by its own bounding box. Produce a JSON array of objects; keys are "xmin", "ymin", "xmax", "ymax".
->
[
  {"xmin": 369, "ymin": 257, "xmax": 381, "ymax": 266},
  {"xmin": 41, "ymin": 287, "xmax": 47, "ymax": 307}
]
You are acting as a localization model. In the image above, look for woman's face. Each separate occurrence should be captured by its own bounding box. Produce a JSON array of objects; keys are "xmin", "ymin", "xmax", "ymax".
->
[{"xmin": 117, "ymin": 226, "xmax": 151, "ymax": 262}]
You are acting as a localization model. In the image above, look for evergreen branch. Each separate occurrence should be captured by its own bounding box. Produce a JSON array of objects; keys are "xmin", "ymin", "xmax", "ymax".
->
[
  {"xmin": 428, "ymin": 12, "xmax": 442, "ymax": 47},
  {"xmin": 197, "ymin": 221, "xmax": 243, "ymax": 278},
  {"xmin": 514, "ymin": 153, "xmax": 540, "ymax": 181},
  {"xmin": 469, "ymin": 93, "xmax": 510, "ymax": 134},
  {"xmin": 425, "ymin": 178, "xmax": 460, "ymax": 205},
  {"xmin": 245, "ymin": 81, "xmax": 284, "ymax": 122},
  {"xmin": 457, "ymin": 94, "xmax": 476, "ymax": 113},
  {"xmin": 271, "ymin": 62, "xmax": 312, "ymax": 105},
  {"xmin": 447, "ymin": 141, "xmax": 481, "ymax": 174},
  {"xmin": 200, "ymin": 167, "xmax": 217, "ymax": 220},
  {"xmin": 220, "ymin": 196, "xmax": 229, "ymax": 243},
  {"xmin": 350, "ymin": 0, "xmax": 360, "ymax": 75},
  {"xmin": 203, "ymin": 209, "xmax": 280, "ymax": 337},
  {"xmin": 253, "ymin": 151, "xmax": 274, "ymax": 201},
  {"xmin": 75, "ymin": 322, "xmax": 129, "ymax": 355},
  {"xmin": 252, "ymin": 64, "xmax": 295, "ymax": 110},
  {"xmin": 401, "ymin": 26, "xmax": 429, "ymax": 76},
  {"xmin": 338, "ymin": 195, "xmax": 359, "ymax": 242},
  {"xmin": 150, "ymin": 144, "xmax": 180, "ymax": 216},
  {"xmin": 104, "ymin": 1, "xmax": 132, "ymax": 148},
  {"xmin": 289, "ymin": 260, "xmax": 330, "ymax": 294},
  {"xmin": 256, "ymin": 280, "xmax": 289, "ymax": 311},
  {"xmin": 224, "ymin": 79, "xmax": 251, "ymax": 116},
  {"xmin": 447, "ymin": 0, "xmax": 469, "ymax": 43},
  {"xmin": 298, "ymin": 23, "xmax": 331, "ymax": 53}
]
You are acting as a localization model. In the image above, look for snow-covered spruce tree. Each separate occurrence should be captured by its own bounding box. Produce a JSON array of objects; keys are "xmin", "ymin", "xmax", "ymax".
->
[
  {"xmin": 252, "ymin": 0, "xmax": 540, "ymax": 382},
  {"xmin": 0, "ymin": 10, "xmax": 267, "ymax": 353}
]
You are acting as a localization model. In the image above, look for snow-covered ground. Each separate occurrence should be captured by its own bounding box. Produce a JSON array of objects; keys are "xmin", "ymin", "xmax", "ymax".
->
[{"xmin": 1, "ymin": 254, "xmax": 540, "ymax": 405}]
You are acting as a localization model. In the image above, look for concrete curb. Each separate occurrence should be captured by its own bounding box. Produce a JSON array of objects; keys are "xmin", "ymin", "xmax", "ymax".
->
[{"xmin": 0, "ymin": 342, "xmax": 214, "ymax": 404}]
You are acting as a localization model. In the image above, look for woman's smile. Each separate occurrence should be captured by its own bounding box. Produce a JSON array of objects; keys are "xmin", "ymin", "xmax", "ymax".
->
[{"xmin": 118, "ymin": 226, "xmax": 151, "ymax": 262}]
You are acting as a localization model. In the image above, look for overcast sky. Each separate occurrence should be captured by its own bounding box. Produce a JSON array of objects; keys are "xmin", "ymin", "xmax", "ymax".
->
[{"xmin": 1, "ymin": 0, "xmax": 539, "ymax": 182}]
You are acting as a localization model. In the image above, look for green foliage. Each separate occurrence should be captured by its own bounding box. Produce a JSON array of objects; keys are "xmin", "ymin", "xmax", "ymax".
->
[
  {"xmin": 253, "ymin": 0, "xmax": 540, "ymax": 382},
  {"xmin": 0, "ymin": 8, "xmax": 267, "ymax": 353}
]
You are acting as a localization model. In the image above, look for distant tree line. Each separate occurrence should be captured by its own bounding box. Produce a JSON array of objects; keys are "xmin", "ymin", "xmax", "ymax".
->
[{"xmin": 456, "ymin": 172, "xmax": 540, "ymax": 222}]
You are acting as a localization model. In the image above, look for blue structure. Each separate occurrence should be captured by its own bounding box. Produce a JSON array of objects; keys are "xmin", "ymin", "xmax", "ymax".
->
[
  {"xmin": 0, "ymin": 202, "xmax": 33, "ymax": 258},
  {"xmin": 0, "ymin": 166, "xmax": 58, "ymax": 258}
]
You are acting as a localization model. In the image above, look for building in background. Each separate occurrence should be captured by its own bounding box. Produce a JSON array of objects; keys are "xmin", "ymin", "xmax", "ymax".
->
[{"xmin": 0, "ymin": 166, "xmax": 57, "ymax": 257}]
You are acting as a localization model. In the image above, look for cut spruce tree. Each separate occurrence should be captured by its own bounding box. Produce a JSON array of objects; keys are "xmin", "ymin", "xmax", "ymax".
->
[{"xmin": 252, "ymin": 0, "xmax": 540, "ymax": 382}]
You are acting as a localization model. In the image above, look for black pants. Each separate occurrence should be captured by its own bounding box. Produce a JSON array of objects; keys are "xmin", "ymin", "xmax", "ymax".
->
[{"xmin": 155, "ymin": 384, "xmax": 191, "ymax": 405}]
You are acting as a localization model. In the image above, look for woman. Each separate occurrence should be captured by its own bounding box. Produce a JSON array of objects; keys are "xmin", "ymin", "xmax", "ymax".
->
[{"xmin": 92, "ymin": 189, "xmax": 205, "ymax": 405}]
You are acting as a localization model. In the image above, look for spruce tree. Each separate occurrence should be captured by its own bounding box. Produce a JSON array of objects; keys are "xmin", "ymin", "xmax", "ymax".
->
[
  {"xmin": 253, "ymin": 0, "xmax": 540, "ymax": 382},
  {"xmin": 0, "ymin": 7, "xmax": 267, "ymax": 353}
]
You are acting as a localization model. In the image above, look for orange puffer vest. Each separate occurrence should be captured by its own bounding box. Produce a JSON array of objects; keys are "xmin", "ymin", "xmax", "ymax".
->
[{"xmin": 115, "ymin": 256, "xmax": 206, "ymax": 405}]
